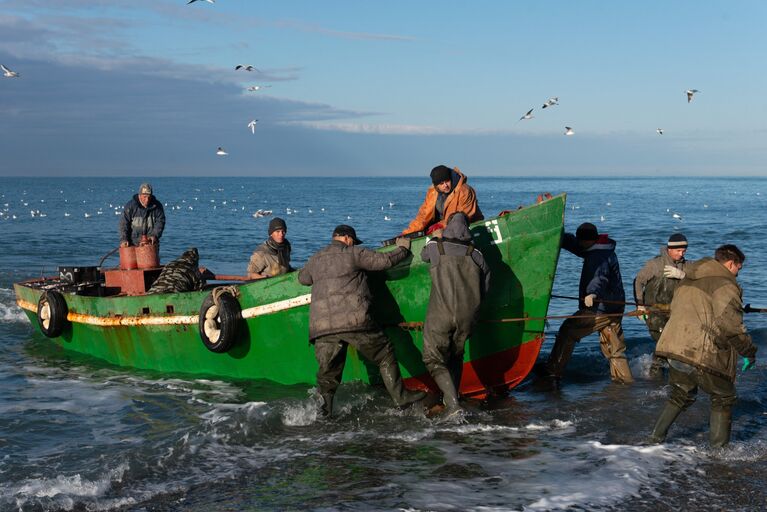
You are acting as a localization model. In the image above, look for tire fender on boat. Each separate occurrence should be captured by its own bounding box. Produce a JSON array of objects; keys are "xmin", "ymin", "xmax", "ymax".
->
[
  {"xmin": 37, "ymin": 290, "xmax": 69, "ymax": 338},
  {"xmin": 198, "ymin": 291, "xmax": 242, "ymax": 353}
]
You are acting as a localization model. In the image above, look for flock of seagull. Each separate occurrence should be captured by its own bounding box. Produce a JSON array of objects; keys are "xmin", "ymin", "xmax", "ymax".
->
[{"xmin": 517, "ymin": 91, "xmax": 700, "ymax": 136}]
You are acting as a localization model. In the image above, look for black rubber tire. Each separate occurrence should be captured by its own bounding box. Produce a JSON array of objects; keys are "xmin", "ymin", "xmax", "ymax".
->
[
  {"xmin": 198, "ymin": 292, "xmax": 242, "ymax": 353},
  {"xmin": 37, "ymin": 290, "xmax": 68, "ymax": 338}
]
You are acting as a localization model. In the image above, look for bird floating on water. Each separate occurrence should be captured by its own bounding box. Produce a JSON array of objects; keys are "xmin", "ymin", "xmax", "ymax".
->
[
  {"xmin": 1, "ymin": 64, "xmax": 19, "ymax": 78},
  {"xmin": 685, "ymin": 89, "xmax": 699, "ymax": 103},
  {"xmin": 235, "ymin": 65, "xmax": 259, "ymax": 72},
  {"xmin": 542, "ymin": 97, "xmax": 559, "ymax": 109},
  {"xmin": 246, "ymin": 85, "xmax": 271, "ymax": 91},
  {"xmin": 248, "ymin": 119, "xmax": 258, "ymax": 134},
  {"xmin": 564, "ymin": 126, "xmax": 574, "ymax": 136},
  {"xmin": 672, "ymin": 212, "xmax": 682, "ymax": 221},
  {"xmin": 519, "ymin": 108, "xmax": 534, "ymax": 121},
  {"xmin": 216, "ymin": 147, "xmax": 228, "ymax": 156},
  {"xmin": 656, "ymin": 128, "xmax": 664, "ymax": 135}
]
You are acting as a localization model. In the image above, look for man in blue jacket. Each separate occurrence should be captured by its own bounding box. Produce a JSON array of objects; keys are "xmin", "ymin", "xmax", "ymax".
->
[
  {"xmin": 543, "ymin": 222, "xmax": 633, "ymax": 383},
  {"xmin": 119, "ymin": 183, "xmax": 165, "ymax": 248}
]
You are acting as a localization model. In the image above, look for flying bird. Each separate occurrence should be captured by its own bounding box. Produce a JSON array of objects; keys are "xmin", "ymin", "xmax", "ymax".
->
[
  {"xmin": 1, "ymin": 64, "xmax": 19, "ymax": 78},
  {"xmin": 248, "ymin": 119, "xmax": 258, "ymax": 134},
  {"xmin": 216, "ymin": 147, "xmax": 228, "ymax": 156},
  {"xmin": 246, "ymin": 85, "xmax": 271, "ymax": 91},
  {"xmin": 542, "ymin": 97, "xmax": 559, "ymax": 108},
  {"xmin": 564, "ymin": 126, "xmax": 574, "ymax": 136},
  {"xmin": 686, "ymin": 89, "xmax": 700, "ymax": 103},
  {"xmin": 187, "ymin": 0, "xmax": 214, "ymax": 4},
  {"xmin": 235, "ymin": 65, "xmax": 259, "ymax": 72},
  {"xmin": 656, "ymin": 128, "xmax": 664, "ymax": 135},
  {"xmin": 518, "ymin": 108, "xmax": 534, "ymax": 121}
]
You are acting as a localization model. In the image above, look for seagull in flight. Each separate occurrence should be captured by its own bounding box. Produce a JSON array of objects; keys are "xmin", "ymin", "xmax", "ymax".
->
[
  {"xmin": 542, "ymin": 97, "xmax": 559, "ymax": 109},
  {"xmin": 518, "ymin": 108, "xmax": 534, "ymax": 121},
  {"xmin": 187, "ymin": 0, "xmax": 214, "ymax": 4},
  {"xmin": 248, "ymin": 119, "xmax": 258, "ymax": 134},
  {"xmin": 564, "ymin": 126, "xmax": 574, "ymax": 136},
  {"xmin": 656, "ymin": 128, "xmax": 664, "ymax": 135},
  {"xmin": 1, "ymin": 64, "xmax": 19, "ymax": 78},
  {"xmin": 235, "ymin": 65, "xmax": 260, "ymax": 72},
  {"xmin": 216, "ymin": 147, "xmax": 228, "ymax": 156},
  {"xmin": 686, "ymin": 89, "xmax": 700, "ymax": 103},
  {"xmin": 246, "ymin": 85, "xmax": 271, "ymax": 91}
]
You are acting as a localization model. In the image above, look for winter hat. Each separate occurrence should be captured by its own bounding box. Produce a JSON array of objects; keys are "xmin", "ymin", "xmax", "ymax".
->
[
  {"xmin": 667, "ymin": 233, "xmax": 688, "ymax": 248},
  {"xmin": 575, "ymin": 222, "xmax": 599, "ymax": 241},
  {"xmin": 332, "ymin": 224, "xmax": 363, "ymax": 245},
  {"xmin": 138, "ymin": 183, "xmax": 153, "ymax": 195},
  {"xmin": 430, "ymin": 165, "xmax": 452, "ymax": 185},
  {"xmin": 268, "ymin": 217, "xmax": 287, "ymax": 235}
]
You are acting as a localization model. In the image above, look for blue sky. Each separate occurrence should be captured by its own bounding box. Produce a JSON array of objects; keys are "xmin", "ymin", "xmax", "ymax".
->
[{"xmin": 1, "ymin": 1, "xmax": 765, "ymax": 176}]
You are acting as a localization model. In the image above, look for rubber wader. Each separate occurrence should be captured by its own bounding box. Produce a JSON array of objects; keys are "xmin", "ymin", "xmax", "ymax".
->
[
  {"xmin": 709, "ymin": 409, "xmax": 732, "ymax": 448},
  {"xmin": 649, "ymin": 403, "xmax": 683, "ymax": 443}
]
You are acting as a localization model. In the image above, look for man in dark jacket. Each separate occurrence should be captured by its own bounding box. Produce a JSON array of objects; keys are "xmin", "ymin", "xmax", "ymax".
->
[
  {"xmin": 543, "ymin": 222, "xmax": 633, "ymax": 383},
  {"xmin": 247, "ymin": 217, "xmax": 292, "ymax": 279},
  {"xmin": 421, "ymin": 212, "xmax": 490, "ymax": 417},
  {"xmin": 298, "ymin": 224, "xmax": 426, "ymax": 417},
  {"xmin": 650, "ymin": 244, "xmax": 756, "ymax": 447},
  {"xmin": 633, "ymin": 233, "xmax": 692, "ymax": 374},
  {"xmin": 119, "ymin": 183, "xmax": 165, "ymax": 248}
]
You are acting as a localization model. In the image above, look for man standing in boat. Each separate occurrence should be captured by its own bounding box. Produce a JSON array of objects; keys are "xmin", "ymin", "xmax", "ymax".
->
[
  {"xmin": 421, "ymin": 212, "xmax": 491, "ymax": 418},
  {"xmin": 119, "ymin": 183, "xmax": 165, "ymax": 249},
  {"xmin": 298, "ymin": 224, "xmax": 426, "ymax": 417},
  {"xmin": 633, "ymin": 233, "xmax": 692, "ymax": 375},
  {"xmin": 649, "ymin": 244, "xmax": 756, "ymax": 447},
  {"xmin": 543, "ymin": 222, "xmax": 633, "ymax": 384},
  {"xmin": 247, "ymin": 217, "xmax": 292, "ymax": 279},
  {"xmin": 402, "ymin": 165, "xmax": 483, "ymax": 235}
]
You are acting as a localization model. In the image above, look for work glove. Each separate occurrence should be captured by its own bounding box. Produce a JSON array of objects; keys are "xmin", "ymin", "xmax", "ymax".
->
[
  {"xmin": 636, "ymin": 305, "xmax": 647, "ymax": 323},
  {"xmin": 663, "ymin": 265, "xmax": 685, "ymax": 280},
  {"xmin": 584, "ymin": 294, "xmax": 597, "ymax": 308},
  {"xmin": 395, "ymin": 237, "xmax": 411, "ymax": 251},
  {"xmin": 742, "ymin": 357, "xmax": 756, "ymax": 372}
]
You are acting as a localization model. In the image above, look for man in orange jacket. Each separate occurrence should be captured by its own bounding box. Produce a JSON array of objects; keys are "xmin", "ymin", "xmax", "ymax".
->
[{"xmin": 402, "ymin": 165, "xmax": 483, "ymax": 235}]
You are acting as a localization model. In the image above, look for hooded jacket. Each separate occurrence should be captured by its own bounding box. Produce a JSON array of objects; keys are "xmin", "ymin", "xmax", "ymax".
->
[
  {"xmin": 403, "ymin": 167, "xmax": 483, "ymax": 235},
  {"xmin": 655, "ymin": 257, "xmax": 756, "ymax": 382},
  {"xmin": 562, "ymin": 232, "xmax": 625, "ymax": 314},
  {"xmin": 298, "ymin": 241, "xmax": 409, "ymax": 340},
  {"xmin": 119, "ymin": 194, "xmax": 166, "ymax": 246}
]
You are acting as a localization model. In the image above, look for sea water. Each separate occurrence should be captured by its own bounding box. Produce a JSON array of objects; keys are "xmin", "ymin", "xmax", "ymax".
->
[{"xmin": 1, "ymin": 176, "xmax": 766, "ymax": 511}]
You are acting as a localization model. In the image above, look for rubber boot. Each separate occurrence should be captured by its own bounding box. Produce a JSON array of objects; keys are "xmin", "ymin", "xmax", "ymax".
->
[
  {"xmin": 544, "ymin": 335, "xmax": 576, "ymax": 378},
  {"xmin": 709, "ymin": 409, "xmax": 732, "ymax": 448},
  {"xmin": 433, "ymin": 371, "xmax": 462, "ymax": 413},
  {"xmin": 380, "ymin": 361, "xmax": 426, "ymax": 408},
  {"xmin": 649, "ymin": 403, "xmax": 683, "ymax": 443},
  {"xmin": 319, "ymin": 392, "xmax": 334, "ymax": 418}
]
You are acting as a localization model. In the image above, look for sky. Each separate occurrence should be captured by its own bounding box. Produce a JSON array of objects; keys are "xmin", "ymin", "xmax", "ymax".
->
[{"xmin": 1, "ymin": 1, "xmax": 766, "ymax": 177}]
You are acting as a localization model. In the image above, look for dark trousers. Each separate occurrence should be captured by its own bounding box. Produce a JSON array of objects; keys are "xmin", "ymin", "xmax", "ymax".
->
[{"xmin": 667, "ymin": 364, "xmax": 737, "ymax": 412}]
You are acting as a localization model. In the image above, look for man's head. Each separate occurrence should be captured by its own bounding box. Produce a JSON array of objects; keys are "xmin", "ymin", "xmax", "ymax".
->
[
  {"xmin": 430, "ymin": 165, "xmax": 453, "ymax": 194},
  {"xmin": 575, "ymin": 222, "xmax": 599, "ymax": 249},
  {"xmin": 138, "ymin": 183, "xmax": 153, "ymax": 208},
  {"xmin": 666, "ymin": 233, "xmax": 688, "ymax": 262},
  {"xmin": 715, "ymin": 244, "xmax": 745, "ymax": 276},
  {"xmin": 268, "ymin": 217, "xmax": 287, "ymax": 244},
  {"xmin": 332, "ymin": 224, "xmax": 363, "ymax": 246}
]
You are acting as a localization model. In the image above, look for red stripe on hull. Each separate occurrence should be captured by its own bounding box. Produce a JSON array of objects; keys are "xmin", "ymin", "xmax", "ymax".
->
[{"xmin": 404, "ymin": 335, "xmax": 544, "ymax": 399}]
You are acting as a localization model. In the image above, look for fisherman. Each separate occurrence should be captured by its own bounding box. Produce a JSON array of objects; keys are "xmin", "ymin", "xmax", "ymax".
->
[
  {"xmin": 649, "ymin": 244, "xmax": 756, "ymax": 447},
  {"xmin": 634, "ymin": 233, "xmax": 692, "ymax": 375},
  {"xmin": 421, "ymin": 212, "xmax": 491, "ymax": 417},
  {"xmin": 403, "ymin": 165, "xmax": 483, "ymax": 235},
  {"xmin": 298, "ymin": 224, "xmax": 427, "ymax": 417},
  {"xmin": 247, "ymin": 217, "xmax": 292, "ymax": 279},
  {"xmin": 119, "ymin": 183, "xmax": 165, "ymax": 249},
  {"xmin": 542, "ymin": 222, "xmax": 633, "ymax": 384}
]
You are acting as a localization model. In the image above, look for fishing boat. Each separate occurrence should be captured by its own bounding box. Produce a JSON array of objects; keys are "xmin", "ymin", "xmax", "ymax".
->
[{"xmin": 14, "ymin": 194, "xmax": 566, "ymax": 398}]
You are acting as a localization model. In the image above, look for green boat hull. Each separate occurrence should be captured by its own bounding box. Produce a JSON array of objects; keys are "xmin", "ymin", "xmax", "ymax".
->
[{"xmin": 15, "ymin": 194, "xmax": 565, "ymax": 397}]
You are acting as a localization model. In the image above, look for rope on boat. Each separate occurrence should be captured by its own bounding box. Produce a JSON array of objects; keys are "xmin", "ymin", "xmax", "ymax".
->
[{"xmin": 211, "ymin": 285, "xmax": 240, "ymax": 308}]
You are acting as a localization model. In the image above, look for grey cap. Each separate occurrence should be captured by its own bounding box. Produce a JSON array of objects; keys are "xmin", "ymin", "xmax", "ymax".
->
[{"xmin": 138, "ymin": 183, "xmax": 153, "ymax": 195}]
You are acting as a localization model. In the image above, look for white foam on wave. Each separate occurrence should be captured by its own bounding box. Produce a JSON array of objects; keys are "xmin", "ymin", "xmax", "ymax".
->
[
  {"xmin": 281, "ymin": 398, "xmax": 320, "ymax": 426},
  {"xmin": 0, "ymin": 287, "xmax": 28, "ymax": 323}
]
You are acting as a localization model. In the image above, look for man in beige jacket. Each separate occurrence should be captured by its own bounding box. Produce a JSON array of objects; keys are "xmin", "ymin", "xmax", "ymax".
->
[{"xmin": 650, "ymin": 244, "xmax": 757, "ymax": 448}]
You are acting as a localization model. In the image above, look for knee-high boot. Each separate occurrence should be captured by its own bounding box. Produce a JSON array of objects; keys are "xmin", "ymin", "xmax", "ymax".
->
[
  {"xmin": 649, "ymin": 403, "xmax": 683, "ymax": 443},
  {"xmin": 433, "ymin": 371, "xmax": 461, "ymax": 413},
  {"xmin": 545, "ymin": 335, "xmax": 576, "ymax": 378},
  {"xmin": 380, "ymin": 361, "xmax": 426, "ymax": 407},
  {"xmin": 319, "ymin": 392, "xmax": 334, "ymax": 418},
  {"xmin": 709, "ymin": 408, "xmax": 732, "ymax": 448}
]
